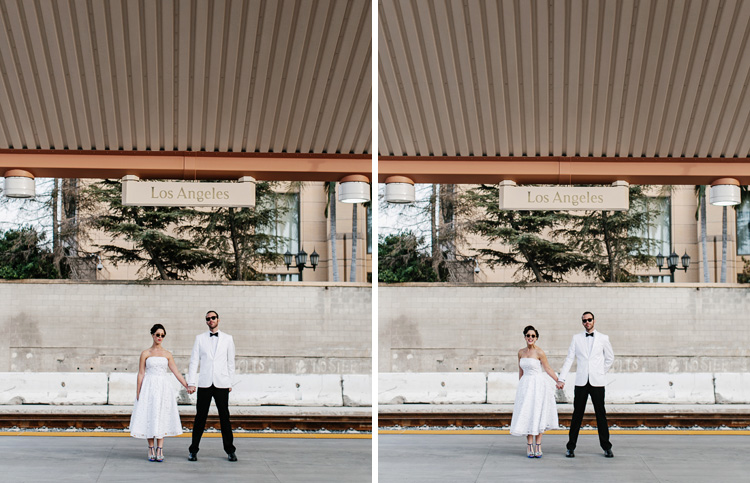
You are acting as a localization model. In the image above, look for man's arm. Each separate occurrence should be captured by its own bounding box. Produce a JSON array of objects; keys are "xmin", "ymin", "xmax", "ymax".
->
[
  {"xmin": 558, "ymin": 336, "xmax": 577, "ymax": 385},
  {"xmin": 602, "ymin": 335, "xmax": 615, "ymax": 373},
  {"xmin": 187, "ymin": 336, "xmax": 200, "ymax": 392},
  {"xmin": 227, "ymin": 335, "xmax": 236, "ymax": 392}
]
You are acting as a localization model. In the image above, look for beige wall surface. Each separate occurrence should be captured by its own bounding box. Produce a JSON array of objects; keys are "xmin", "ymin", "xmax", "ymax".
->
[
  {"xmin": 379, "ymin": 284, "xmax": 750, "ymax": 373},
  {"xmin": 1, "ymin": 281, "xmax": 371, "ymax": 374}
]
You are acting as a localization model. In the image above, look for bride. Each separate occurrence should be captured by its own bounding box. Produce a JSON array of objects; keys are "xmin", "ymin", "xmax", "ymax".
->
[
  {"xmin": 509, "ymin": 325, "xmax": 560, "ymax": 458},
  {"xmin": 129, "ymin": 324, "xmax": 189, "ymax": 462}
]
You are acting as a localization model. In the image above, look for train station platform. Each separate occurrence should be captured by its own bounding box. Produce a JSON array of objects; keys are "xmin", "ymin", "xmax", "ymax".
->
[
  {"xmin": 379, "ymin": 431, "xmax": 750, "ymax": 482},
  {"xmin": 0, "ymin": 433, "xmax": 371, "ymax": 483}
]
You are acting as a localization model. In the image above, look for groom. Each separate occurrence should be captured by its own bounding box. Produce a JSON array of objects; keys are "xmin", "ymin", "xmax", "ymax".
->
[
  {"xmin": 187, "ymin": 310, "xmax": 237, "ymax": 462},
  {"xmin": 557, "ymin": 311, "xmax": 614, "ymax": 458}
]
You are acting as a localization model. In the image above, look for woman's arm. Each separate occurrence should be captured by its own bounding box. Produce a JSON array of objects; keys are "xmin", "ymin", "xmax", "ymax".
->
[
  {"xmin": 517, "ymin": 351, "xmax": 524, "ymax": 380},
  {"xmin": 136, "ymin": 351, "xmax": 147, "ymax": 400},
  {"xmin": 167, "ymin": 352, "xmax": 189, "ymax": 389},
  {"xmin": 539, "ymin": 350, "xmax": 559, "ymax": 383}
]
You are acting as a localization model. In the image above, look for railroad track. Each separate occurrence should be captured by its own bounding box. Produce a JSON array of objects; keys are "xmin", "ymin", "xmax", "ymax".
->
[
  {"xmin": 0, "ymin": 414, "xmax": 372, "ymax": 432},
  {"xmin": 378, "ymin": 412, "xmax": 750, "ymax": 429}
]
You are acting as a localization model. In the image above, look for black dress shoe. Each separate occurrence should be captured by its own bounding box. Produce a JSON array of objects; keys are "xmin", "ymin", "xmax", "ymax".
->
[
  {"xmin": 566, "ymin": 449, "xmax": 575, "ymax": 458},
  {"xmin": 227, "ymin": 452, "xmax": 238, "ymax": 462},
  {"xmin": 604, "ymin": 449, "xmax": 614, "ymax": 458},
  {"xmin": 188, "ymin": 452, "xmax": 197, "ymax": 461}
]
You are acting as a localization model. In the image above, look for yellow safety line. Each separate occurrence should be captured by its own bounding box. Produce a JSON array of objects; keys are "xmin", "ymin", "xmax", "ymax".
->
[
  {"xmin": 379, "ymin": 429, "xmax": 750, "ymax": 436},
  {"xmin": 0, "ymin": 431, "xmax": 371, "ymax": 439}
]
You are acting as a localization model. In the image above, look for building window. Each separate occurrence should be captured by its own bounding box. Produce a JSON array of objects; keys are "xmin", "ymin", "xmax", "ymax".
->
[
  {"xmin": 263, "ymin": 273, "xmax": 299, "ymax": 282},
  {"xmin": 260, "ymin": 192, "xmax": 300, "ymax": 254},
  {"xmin": 366, "ymin": 204, "xmax": 372, "ymax": 254},
  {"xmin": 737, "ymin": 191, "xmax": 750, "ymax": 255},
  {"xmin": 633, "ymin": 196, "xmax": 671, "ymax": 256}
]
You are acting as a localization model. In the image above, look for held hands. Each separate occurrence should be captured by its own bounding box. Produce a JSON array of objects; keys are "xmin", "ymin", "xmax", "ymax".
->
[
  {"xmin": 187, "ymin": 385, "xmax": 197, "ymax": 394},
  {"xmin": 556, "ymin": 381, "xmax": 565, "ymax": 390}
]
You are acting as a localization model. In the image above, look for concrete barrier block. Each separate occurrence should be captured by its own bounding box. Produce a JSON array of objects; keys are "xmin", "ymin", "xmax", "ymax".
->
[
  {"xmin": 108, "ymin": 372, "xmax": 190, "ymax": 406},
  {"xmin": 379, "ymin": 373, "xmax": 487, "ymax": 404},
  {"xmin": 714, "ymin": 373, "xmax": 750, "ymax": 403},
  {"xmin": 606, "ymin": 373, "xmax": 715, "ymax": 404},
  {"xmin": 342, "ymin": 374, "xmax": 372, "ymax": 406},
  {"xmin": 0, "ymin": 372, "xmax": 108, "ymax": 405},
  {"xmin": 486, "ymin": 373, "xmax": 518, "ymax": 404},
  {"xmin": 230, "ymin": 374, "xmax": 343, "ymax": 406}
]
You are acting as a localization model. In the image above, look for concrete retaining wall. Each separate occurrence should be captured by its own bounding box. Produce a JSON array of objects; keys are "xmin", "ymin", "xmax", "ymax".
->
[
  {"xmin": 1, "ymin": 373, "xmax": 372, "ymax": 407},
  {"xmin": 0, "ymin": 281, "xmax": 371, "ymax": 374},
  {"xmin": 379, "ymin": 284, "xmax": 750, "ymax": 373},
  {"xmin": 380, "ymin": 372, "xmax": 745, "ymax": 405}
]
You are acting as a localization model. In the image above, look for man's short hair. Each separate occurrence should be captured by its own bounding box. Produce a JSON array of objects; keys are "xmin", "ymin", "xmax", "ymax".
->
[
  {"xmin": 582, "ymin": 311, "xmax": 595, "ymax": 319},
  {"xmin": 206, "ymin": 310, "xmax": 219, "ymax": 318}
]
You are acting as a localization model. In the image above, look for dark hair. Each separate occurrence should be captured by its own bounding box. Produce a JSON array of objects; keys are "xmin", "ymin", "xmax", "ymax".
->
[
  {"xmin": 206, "ymin": 310, "xmax": 219, "ymax": 318},
  {"xmin": 523, "ymin": 325, "xmax": 538, "ymax": 338},
  {"xmin": 150, "ymin": 324, "xmax": 166, "ymax": 336},
  {"xmin": 582, "ymin": 311, "xmax": 595, "ymax": 320}
]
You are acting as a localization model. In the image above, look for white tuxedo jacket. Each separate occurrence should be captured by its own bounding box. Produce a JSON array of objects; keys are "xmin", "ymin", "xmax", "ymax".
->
[
  {"xmin": 559, "ymin": 331, "xmax": 614, "ymax": 387},
  {"xmin": 187, "ymin": 331, "xmax": 236, "ymax": 389}
]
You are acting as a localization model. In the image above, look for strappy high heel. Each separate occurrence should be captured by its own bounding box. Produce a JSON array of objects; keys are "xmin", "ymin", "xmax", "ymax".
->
[
  {"xmin": 156, "ymin": 447, "xmax": 164, "ymax": 462},
  {"xmin": 534, "ymin": 443, "xmax": 543, "ymax": 458},
  {"xmin": 147, "ymin": 446, "xmax": 156, "ymax": 462},
  {"xmin": 527, "ymin": 443, "xmax": 534, "ymax": 458}
]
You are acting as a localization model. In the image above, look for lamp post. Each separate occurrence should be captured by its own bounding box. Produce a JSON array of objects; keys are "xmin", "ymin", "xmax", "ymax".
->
[
  {"xmin": 284, "ymin": 248, "xmax": 319, "ymax": 281},
  {"xmin": 655, "ymin": 250, "xmax": 690, "ymax": 283}
]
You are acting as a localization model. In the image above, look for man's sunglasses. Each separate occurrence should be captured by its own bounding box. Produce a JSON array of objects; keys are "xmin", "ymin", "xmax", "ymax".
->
[
  {"xmin": 206, "ymin": 316, "xmax": 218, "ymax": 321},
  {"xmin": 582, "ymin": 318, "xmax": 594, "ymax": 323}
]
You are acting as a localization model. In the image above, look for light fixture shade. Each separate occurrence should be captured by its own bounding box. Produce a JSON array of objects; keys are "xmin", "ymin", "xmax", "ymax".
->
[
  {"xmin": 283, "ymin": 251, "xmax": 293, "ymax": 267},
  {"xmin": 4, "ymin": 170, "xmax": 35, "ymax": 198},
  {"xmin": 310, "ymin": 249, "xmax": 319, "ymax": 268},
  {"xmin": 668, "ymin": 251, "xmax": 679, "ymax": 269},
  {"xmin": 681, "ymin": 251, "xmax": 691, "ymax": 269},
  {"xmin": 385, "ymin": 176, "xmax": 415, "ymax": 203},
  {"xmin": 710, "ymin": 179, "xmax": 741, "ymax": 206},
  {"xmin": 655, "ymin": 252, "xmax": 664, "ymax": 268},
  {"xmin": 297, "ymin": 249, "xmax": 308, "ymax": 266},
  {"xmin": 338, "ymin": 175, "xmax": 371, "ymax": 203}
]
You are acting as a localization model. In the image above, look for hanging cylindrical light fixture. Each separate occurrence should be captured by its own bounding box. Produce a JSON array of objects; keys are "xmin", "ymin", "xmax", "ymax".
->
[
  {"xmin": 709, "ymin": 178, "xmax": 741, "ymax": 206},
  {"xmin": 338, "ymin": 175, "xmax": 370, "ymax": 203},
  {"xmin": 3, "ymin": 169, "xmax": 36, "ymax": 198},
  {"xmin": 384, "ymin": 176, "xmax": 415, "ymax": 203}
]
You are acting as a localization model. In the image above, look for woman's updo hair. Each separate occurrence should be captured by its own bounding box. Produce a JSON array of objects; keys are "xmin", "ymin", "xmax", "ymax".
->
[
  {"xmin": 523, "ymin": 325, "xmax": 538, "ymax": 338},
  {"xmin": 150, "ymin": 323, "xmax": 166, "ymax": 336}
]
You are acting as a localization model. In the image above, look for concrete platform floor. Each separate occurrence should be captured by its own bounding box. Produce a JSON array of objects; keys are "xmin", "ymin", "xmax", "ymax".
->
[
  {"xmin": 0, "ymin": 434, "xmax": 371, "ymax": 483},
  {"xmin": 379, "ymin": 432, "xmax": 750, "ymax": 482}
]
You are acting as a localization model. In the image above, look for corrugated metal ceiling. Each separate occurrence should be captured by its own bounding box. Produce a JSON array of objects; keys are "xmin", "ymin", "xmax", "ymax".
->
[
  {"xmin": 379, "ymin": 0, "xmax": 750, "ymax": 159},
  {"xmin": 0, "ymin": 0, "xmax": 372, "ymax": 155}
]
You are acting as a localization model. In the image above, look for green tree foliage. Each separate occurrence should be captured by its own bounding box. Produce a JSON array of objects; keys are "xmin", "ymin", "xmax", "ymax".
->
[
  {"xmin": 85, "ymin": 180, "xmax": 211, "ymax": 280},
  {"xmin": 563, "ymin": 185, "xmax": 660, "ymax": 282},
  {"xmin": 378, "ymin": 231, "xmax": 437, "ymax": 283},
  {"xmin": 0, "ymin": 227, "xmax": 60, "ymax": 279},
  {"xmin": 465, "ymin": 184, "xmax": 588, "ymax": 282},
  {"xmin": 187, "ymin": 182, "xmax": 288, "ymax": 281}
]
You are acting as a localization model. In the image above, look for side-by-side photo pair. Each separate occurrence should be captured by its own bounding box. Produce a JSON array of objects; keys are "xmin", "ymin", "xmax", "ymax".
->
[{"xmin": 2, "ymin": 1, "xmax": 750, "ymax": 482}]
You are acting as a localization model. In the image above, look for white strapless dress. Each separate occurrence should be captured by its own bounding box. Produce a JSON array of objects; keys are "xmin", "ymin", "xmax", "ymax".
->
[
  {"xmin": 129, "ymin": 357, "xmax": 183, "ymax": 439},
  {"xmin": 509, "ymin": 358, "xmax": 559, "ymax": 436}
]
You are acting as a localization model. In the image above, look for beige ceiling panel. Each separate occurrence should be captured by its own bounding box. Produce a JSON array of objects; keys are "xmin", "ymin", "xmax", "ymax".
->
[
  {"xmin": 380, "ymin": 0, "xmax": 750, "ymax": 161},
  {"xmin": 0, "ymin": 0, "xmax": 371, "ymax": 156}
]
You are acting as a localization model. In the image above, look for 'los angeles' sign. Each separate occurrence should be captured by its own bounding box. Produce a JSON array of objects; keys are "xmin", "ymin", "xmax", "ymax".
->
[
  {"xmin": 498, "ymin": 181, "xmax": 629, "ymax": 211},
  {"xmin": 121, "ymin": 176, "xmax": 256, "ymax": 207}
]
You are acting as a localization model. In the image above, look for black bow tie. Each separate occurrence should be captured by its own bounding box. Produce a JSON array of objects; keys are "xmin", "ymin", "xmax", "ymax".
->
[
  {"xmin": 210, "ymin": 332, "xmax": 219, "ymax": 337},
  {"xmin": 585, "ymin": 333, "xmax": 594, "ymax": 337}
]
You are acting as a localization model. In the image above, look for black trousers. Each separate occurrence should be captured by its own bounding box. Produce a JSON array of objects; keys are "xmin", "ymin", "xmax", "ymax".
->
[
  {"xmin": 567, "ymin": 381, "xmax": 611, "ymax": 451},
  {"xmin": 189, "ymin": 385, "xmax": 235, "ymax": 454}
]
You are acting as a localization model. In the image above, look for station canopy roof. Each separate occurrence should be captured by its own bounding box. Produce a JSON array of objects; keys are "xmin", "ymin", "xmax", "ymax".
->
[
  {"xmin": 0, "ymin": 0, "xmax": 371, "ymax": 181},
  {"xmin": 378, "ymin": 0, "xmax": 750, "ymax": 185}
]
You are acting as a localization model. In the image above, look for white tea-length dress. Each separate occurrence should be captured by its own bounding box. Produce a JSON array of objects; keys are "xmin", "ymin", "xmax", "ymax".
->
[
  {"xmin": 509, "ymin": 358, "xmax": 559, "ymax": 435},
  {"xmin": 129, "ymin": 357, "xmax": 183, "ymax": 439}
]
